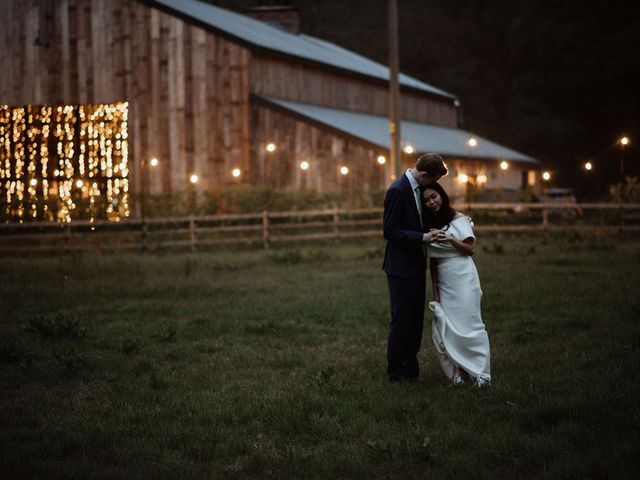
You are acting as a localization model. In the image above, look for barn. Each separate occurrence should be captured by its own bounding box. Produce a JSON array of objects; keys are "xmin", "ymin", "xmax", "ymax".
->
[{"xmin": 0, "ymin": 0, "xmax": 540, "ymax": 222}]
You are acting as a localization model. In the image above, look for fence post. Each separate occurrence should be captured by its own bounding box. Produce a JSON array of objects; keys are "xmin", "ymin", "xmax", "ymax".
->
[
  {"xmin": 618, "ymin": 203, "xmax": 624, "ymax": 233},
  {"xmin": 189, "ymin": 215, "xmax": 197, "ymax": 252},
  {"xmin": 262, "ymin": 209, "xmax": 270, "ymax": 250},
  {"xmin": 542, "ymin": 208, "xmax": 549, "ymax": 231},
  {"xmin": 332, "ymin": 205, "xmax": 340, "ymax": 239},
  {"xmin": 64, "ymin": 223, "xmax": 71, "ymax": 253},
  {"xmin": 599, "ymin": 208, "xmax": 605, "ymax": 228},
  {"xmin": 141, "ymin": 218, "xmax": 148, "ymax": 252}
]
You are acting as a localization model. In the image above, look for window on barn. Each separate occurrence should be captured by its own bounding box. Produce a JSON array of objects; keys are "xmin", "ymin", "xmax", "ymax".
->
[{"xmin": 0, "ymin": 102, "xmax": 129, "ymax": 223}]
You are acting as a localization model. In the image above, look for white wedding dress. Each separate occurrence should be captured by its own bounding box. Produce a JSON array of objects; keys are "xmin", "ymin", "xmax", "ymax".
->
[{"xmin": 427, "ymin": 216, "xmax": 491, "ymax": 384}]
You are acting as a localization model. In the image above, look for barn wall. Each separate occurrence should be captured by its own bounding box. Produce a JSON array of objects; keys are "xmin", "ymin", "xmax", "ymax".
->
[
  {"xmin": 2, "ymin": 0, "xmax": 533, "ymax": 212},
  {"xmin": 0, "ymin": 0, "xmax": 250, "ymax": 197},
  {"xmin": 250, "ymin": 55, "xmax": 458, "ymax": 127},
  {"xmin": 438, "ymin": 158, "xmax": 537, "ymax": 200},
  {"xmin": 250, "ymin": 104, "xmax": 390, "ymax": 196}
]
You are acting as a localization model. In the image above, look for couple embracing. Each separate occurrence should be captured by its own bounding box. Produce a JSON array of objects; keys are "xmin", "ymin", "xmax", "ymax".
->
[{"xmin": 382, "ymin": 153, "xmax": 491, "ymax": 386}]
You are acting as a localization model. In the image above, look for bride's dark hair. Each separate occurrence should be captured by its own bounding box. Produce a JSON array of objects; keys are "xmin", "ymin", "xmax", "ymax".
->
[{"xmin": 421, "ymin": 181, "xmax": 456, "ymax": 230}]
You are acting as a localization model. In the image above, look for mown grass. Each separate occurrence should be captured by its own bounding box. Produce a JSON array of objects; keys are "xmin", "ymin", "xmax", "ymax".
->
[{"xmin": 1, "ymin": 233, "xmax": 639, "ymax": 479}]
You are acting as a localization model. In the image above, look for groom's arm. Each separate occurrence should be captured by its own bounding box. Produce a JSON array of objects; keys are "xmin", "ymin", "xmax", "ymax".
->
[{"xmin": 383, "ymin": 188, "xmax": 423, "ymax": 243}]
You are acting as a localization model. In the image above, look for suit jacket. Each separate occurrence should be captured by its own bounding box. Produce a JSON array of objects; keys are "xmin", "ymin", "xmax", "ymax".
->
[{"xmin": 382, "ymin": 174, "xmax": 426, "ymax": 278}]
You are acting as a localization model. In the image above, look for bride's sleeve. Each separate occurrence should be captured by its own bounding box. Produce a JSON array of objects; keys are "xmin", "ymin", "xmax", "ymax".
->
[{"xmin": 457, "ymin": 217, "xmax": 476, "ymax": 241}]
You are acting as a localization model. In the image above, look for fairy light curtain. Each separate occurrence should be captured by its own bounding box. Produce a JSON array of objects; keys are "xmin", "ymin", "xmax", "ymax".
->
[{"xmin": 0, "ymin": 102, "xmax": 130, "ymax": 223}]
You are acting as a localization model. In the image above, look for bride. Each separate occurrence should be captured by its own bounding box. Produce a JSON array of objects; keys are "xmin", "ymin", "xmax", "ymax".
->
[{"xmin": 421, "ymin": 182, "xmax": 491, "ymax": 386}]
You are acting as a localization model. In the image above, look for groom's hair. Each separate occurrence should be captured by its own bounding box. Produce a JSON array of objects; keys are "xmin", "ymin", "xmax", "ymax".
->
[{"xmin": 416, "ymin": 153, "xmax": 448, "ymax": 178}]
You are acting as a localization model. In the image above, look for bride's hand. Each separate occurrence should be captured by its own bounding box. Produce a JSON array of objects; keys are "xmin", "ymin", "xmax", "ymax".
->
[{"xmin": 431, "ymin": 230, "xmax": 448, "ymax": 242}]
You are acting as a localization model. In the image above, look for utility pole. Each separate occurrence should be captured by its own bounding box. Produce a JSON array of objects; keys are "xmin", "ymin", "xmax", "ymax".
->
[{"xmin": 388, "ymin": 0, "xmax": 402, "ymax": 182}]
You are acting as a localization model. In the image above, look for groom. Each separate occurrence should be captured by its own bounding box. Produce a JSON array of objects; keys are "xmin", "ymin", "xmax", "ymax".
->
[{"xmin": 383, "ymin": 153, "xmax": 448, "ymax": 382}]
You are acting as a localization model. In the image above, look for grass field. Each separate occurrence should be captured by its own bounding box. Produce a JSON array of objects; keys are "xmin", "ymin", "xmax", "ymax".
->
[{"xmin": 1, "ymin": 233, "xmax": 639, "ymax": 479}]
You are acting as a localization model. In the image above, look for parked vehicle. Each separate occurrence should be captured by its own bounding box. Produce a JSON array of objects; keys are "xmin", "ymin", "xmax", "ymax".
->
[
  {"xmin": 540, "ymin": 188, "xmax": 577, "ymax": 204},
  {"xmin": 540, "ymin": 188, "xmax": 581, "ymax": 218}
]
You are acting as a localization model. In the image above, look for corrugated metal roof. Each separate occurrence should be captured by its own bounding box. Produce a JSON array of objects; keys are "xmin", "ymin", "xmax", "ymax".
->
[
  {"xmin": 260, "ymin": 96, "xmax": 538, "ymax": 164},
  {"xmin": 148, "ymin": 0, "xmax": 456, "ymax": 100}
]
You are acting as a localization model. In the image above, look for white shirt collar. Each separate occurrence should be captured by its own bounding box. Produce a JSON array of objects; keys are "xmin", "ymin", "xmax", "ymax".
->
[{"xmin": 405, "ymin": 169, "xmax": 420, "ymax": 191}]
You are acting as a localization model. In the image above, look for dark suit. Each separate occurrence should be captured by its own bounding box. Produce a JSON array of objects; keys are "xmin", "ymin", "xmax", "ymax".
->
[{"xmin": 382, "ymin": 174, "xmax": 426, "ymax": 381}]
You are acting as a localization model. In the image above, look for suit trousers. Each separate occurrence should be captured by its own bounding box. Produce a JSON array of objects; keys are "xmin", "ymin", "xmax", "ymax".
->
[{"xmin": 386, "ymin": 273, "xmax": 426, "ymax": 380}]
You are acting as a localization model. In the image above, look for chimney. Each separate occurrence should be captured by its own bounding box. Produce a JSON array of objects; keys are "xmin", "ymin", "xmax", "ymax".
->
[{"xmin": 245, "ymin": 5, "xmax": 300, "ymax": 34}]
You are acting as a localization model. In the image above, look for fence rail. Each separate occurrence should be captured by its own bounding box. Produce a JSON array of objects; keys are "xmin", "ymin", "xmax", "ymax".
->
[{"xmin": 1, "ymin": 203, "xmax": 639, "ymax": 254}]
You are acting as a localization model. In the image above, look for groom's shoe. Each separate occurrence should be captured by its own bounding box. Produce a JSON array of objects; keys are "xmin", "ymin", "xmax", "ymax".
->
[{"xmin": 389, "ymin": 374, "xmax": 418, "ymax": 384}]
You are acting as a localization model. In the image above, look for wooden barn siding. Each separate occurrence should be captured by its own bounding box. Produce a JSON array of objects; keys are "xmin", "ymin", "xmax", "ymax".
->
[
  {"xmin": 437, "ymin": 158, "xmax": 534, "ymax": 198},
  {"xmin": 0, "ymin": 0, "xmax": 250, "ymax": 199},
  {"xmin": 250, "ymin": 104, "xmax": 389, "ymax": 194},
  {"xmin": 250, "ymin": 55, "xmax": 458, "ymax": 127}
]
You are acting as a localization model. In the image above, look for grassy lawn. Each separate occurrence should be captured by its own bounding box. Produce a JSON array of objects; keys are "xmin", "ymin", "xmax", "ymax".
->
[{"xmin": 1, "ymin": 233, "xmax": 639, "ymax": 479}]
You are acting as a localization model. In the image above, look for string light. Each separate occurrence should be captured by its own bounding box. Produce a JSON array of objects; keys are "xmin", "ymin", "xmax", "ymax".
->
[
  {"xmin": 340, "ymin": 166, "xmax": 349, "ymax": 175},
  {"xmin": 377, "ymin": 155, "xmax": 386, "ymax": 165},
  {"xmin": 500, "ymin": 161, "xmax": 509, "ymax": 170},
  {"xmin": 542, "ymin": 171, "xmax": 551, "ymax": 181},
  {"xmin": 150, "ymin": 157, "xmax": 158, "ymax": 167},
  {"xmin": 458, "ymin": 174, "xmax": 469, "ymax": 183},
  {"xmin": 1, "ymin": 107, "xmax": 10, "ymax": 219},
  {"xmin": 231, "ymin": 168, "xmax": 241, "ymax": 178},
  {"xmin": 299, "ymin": 161, "xmax": 309, "ymax": 170},
  {"xmin": 0, "ymin": 102, "xmax": 129, "ymax": 223},
  {"xmin": 265, "ymin": 143, "xmax": 276, "ymax": 152}
]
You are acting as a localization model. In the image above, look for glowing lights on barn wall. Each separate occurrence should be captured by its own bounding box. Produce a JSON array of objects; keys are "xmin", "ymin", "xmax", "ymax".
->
[{"xmin": 0, "ymin": 102, "xmax": 129, "ymax": 223}]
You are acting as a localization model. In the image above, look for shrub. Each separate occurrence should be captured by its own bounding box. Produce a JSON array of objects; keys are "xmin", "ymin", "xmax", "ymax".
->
[
  {"xmin": 0, "ymin": 339, "xmax": 20, "ymax": 363},
  {"xmin": 135, "ymin": 187, "xmax": 387, "ymax": 217},
  {"xmin": 121, "ymin": 339, "xmax": 141, "ymax": 355},
  {"xmin": 270, "ymin": 249, "xmax": 304, "ymax": 265},
  {"xmin": 53, "ymin": 346, "xmax": 92, "ymax": 376},
  {"xmin": 610, "ymin": 176, "xmax": 640, "ymax": 203},
  {"xmin": 23, "ymin": 313, "xmax": 87, "ymax": 339}
]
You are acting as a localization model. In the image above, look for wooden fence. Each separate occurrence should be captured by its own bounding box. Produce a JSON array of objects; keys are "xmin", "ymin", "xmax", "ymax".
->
[{"xmin": 1, "ymin": 203, "xmax": 639, "ymax": 254}]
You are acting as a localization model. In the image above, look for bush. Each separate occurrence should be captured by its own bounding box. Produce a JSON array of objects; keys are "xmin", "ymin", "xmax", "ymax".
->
[
  {"xmin": 0, "ymin": 339, "xmax": 20, "ymax": 363},
  {"xmin": 610, "ymin": 176, "xmax": 640, "ymax": 203},
  {"xmin": 53, "ymin": 346, "xmax": 92, "ymax": 376},
  {"xmin": 23, "ymin": 314, "xmax": 87, "ymax": 339},
  {"xmin": 135, "ymin": 187, "xmax": 387, "ymax": 217},
  {"xmin": 270, "ymin": 249, "xmax": 304, "ymax": 265}
]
